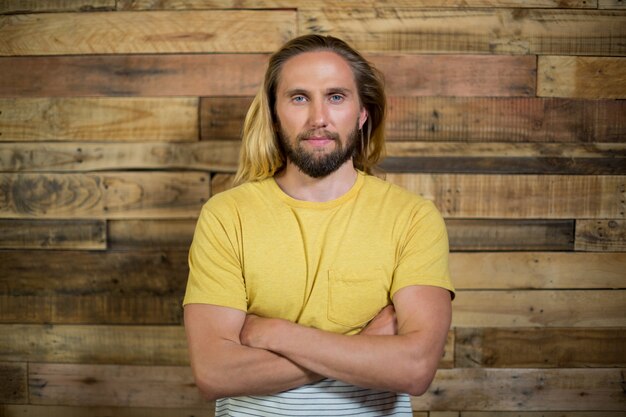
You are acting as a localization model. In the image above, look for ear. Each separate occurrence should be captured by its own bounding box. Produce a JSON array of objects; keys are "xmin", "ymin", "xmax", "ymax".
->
[{"xmin": 358, "ymin": 108, "xmax": 368, "ymax": 130}]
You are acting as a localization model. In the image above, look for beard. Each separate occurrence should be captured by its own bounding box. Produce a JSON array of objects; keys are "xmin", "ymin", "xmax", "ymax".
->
[{"xmin": 277, "ymin": 123, "xmax": 359, "ymax": 178}]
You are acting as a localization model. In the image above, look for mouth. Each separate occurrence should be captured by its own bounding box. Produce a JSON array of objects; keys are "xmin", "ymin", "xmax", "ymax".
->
[{"xmin": 302, "ymin": 136, "xmax": 334, "ymax": 147}]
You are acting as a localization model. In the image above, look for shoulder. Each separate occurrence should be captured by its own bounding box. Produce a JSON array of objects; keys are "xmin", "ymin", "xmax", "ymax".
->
[
  {"xmin": 203, "ymin": 178, "xmax": 274, "ymax": 213},
  {"xmin": 361, "ymin": 174, "xmax": 436, "ymax": 212}
]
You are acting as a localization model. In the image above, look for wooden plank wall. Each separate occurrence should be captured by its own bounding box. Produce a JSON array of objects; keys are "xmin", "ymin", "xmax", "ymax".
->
[{"xmin": 0, "ymin": 1, "xmax": 625, "ymax": 415}]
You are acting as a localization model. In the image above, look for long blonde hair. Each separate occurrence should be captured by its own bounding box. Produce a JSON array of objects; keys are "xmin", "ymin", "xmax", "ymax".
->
[{"xmin": 234, "ymin": 35, "xmax": 386, "ymax": 184}]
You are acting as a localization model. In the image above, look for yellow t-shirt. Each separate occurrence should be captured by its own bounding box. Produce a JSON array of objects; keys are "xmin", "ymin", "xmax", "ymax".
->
[{"xmin": 183, "ymin": 171, "xmax": 454, "ymax": 335}]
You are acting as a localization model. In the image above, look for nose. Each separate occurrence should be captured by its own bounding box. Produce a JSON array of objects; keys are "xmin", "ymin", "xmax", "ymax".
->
[{"xmin": 309, "ymin": 100, "xmax": 328, "ymax": 129}]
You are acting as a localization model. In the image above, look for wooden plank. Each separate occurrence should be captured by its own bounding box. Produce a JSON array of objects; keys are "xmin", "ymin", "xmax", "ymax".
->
[
  {"xmin": 461, "ymin": 413, "xmax": 626, "ymax": 417},
  {"xmin": 446, "ymin": 219, "xmax": 573, "ymax": 251},
  {"xmin": 599, "ymin": 0, "xmax": 626, "ymax": 8},
  {"xmin": 300, "ymin": 9, "xmax": 626, "ymax": 55},
  {"xmin": 0, "ymin": 325, "xmax": 189, "ymax": 365},
  {"xmin": 28, "ymin": 363, "xmax": 203, "ymax": 407},
  {"xmin": 412, "ymin": 368, "xmax": 625, "ymax": 411},
  {"xmin": 452, "ymin": 290, "xmax": 626, "ymax": 327},
  {"xmin": 0, "ymin": 10, "xmax": 295, "ymax": 55},
  {"xmin": 0, "ymin": 141, "xmax": 240, "ymax": 172},
  {"xmin": 386, "ymin": 174, "xmax": 626, "ymax": 219},
  {"xmin": 385, "ymin": 97, "xmax": 626, "ymax": 142},
  {"xmin": 0, "ymin": 405, "xmax": 215, "ymax": 417},
  {"xmin": 0, "ymin": 250, "xmax": 188, "ymax": 324},
  {"xmin": 0, "ymin": 362, "xmax": 27, "ymax": 403},
  {"xmin": 538, "ymin": 56, "xmax": 626, "ymax": 99},
  {"xmin": 0, "ymin": 98, "xmax": 198, "ymax": 142},
  {"xmin": 200, "ymin": 97, "xmax": 626, "ymax": 142},
  {"xmin": 0, "ymin": 219, "xmax": 106, "ymax": 250},
  {"xmin": 108, "ymin": 219, "xmax": 196, "ymax": 249},
  {"xmin": 117, "ymin": 0, "xmax": 596, "ymax": 10},
  {"xmin": 0, "ymin": 54, "xmax": 267, "ymax": 97},
  {"xmin": 0, "ymin": 0, "xmax": 114, "ymax": 14},
  {"xmin": 575, "ymin": 219, "xmax": 626, "ymax": 252},
  {"xmin": 450, "ymin": 252, "xmax": 626, "ymax": 290},
  {"xmin": 0, "ymin": 172, "xmax": 209, "ymax": 219},
  {"xmin": 455, "ymin": 328, "xmax": 626, "ymax": 368}
]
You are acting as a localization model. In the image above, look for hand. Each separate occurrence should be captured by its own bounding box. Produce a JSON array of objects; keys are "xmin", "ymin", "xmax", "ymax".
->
[{"xmin": 360, "ymin": 305, "xmax": 397, "ymax": 336}]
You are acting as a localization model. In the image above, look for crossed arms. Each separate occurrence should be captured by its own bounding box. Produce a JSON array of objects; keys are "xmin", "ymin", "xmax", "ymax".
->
[{"xmin": 184, "ymin": 284, "xmax": 451, "ymax": 401}]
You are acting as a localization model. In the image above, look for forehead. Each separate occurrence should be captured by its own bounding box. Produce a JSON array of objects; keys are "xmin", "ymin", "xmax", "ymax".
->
[{"xmin": 277, "ymin": 50, "xmax": 357, "ymax": 92}]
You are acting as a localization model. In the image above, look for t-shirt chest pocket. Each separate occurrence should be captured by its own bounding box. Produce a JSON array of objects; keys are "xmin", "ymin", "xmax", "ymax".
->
[{"xmin": 327, "ymin": 268, "xmax": 390, "ymax": 328}]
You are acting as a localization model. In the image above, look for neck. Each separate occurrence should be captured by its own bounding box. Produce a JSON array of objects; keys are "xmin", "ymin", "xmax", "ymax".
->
[{"xmin": 274, "ymin": 160, "xmax": 358, "ymax": 202}]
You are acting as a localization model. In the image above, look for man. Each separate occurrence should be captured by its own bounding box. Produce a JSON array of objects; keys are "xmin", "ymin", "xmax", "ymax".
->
[{"xmin": 184, "ymin": 34, "xmax": 454, "ymax": 416}]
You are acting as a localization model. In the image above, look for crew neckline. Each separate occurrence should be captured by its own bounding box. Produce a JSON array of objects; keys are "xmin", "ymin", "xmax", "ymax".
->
[{"xmin": 270, "ymin": 171, "xmax": 365, "ymax": 209}]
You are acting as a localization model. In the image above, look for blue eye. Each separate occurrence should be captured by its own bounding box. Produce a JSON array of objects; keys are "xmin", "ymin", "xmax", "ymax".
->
[
  {"xmin": 292, "ymin": 96, "xmax": 306, "ymax": 103},
  {"xmin": 330, "ymin": 94, "xmax": 344, "ymax": 103}
]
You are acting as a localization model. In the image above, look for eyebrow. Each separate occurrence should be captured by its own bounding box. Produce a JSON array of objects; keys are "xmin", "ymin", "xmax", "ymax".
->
[{"xmin": 283, "ymin": 87, "xmax": 354, "ymax": 97}]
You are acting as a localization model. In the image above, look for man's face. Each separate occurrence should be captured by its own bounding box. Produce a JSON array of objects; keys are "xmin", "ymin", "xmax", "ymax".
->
[{"xmin": 274, "ymin": 51, "xmax": 367, "ymax": 178}]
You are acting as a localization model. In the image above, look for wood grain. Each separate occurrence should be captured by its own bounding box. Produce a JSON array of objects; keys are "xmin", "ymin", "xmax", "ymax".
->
[
  {"xmin": 0, "ymin": 141, "xmax": 240, "ymax": 172},
  {"xmin": 0, "ymin": 0, "xmax": 114, "ymax": 14},
  {"xmin": 0, "ymin": 362, "xmax": 27, "ymax": 404},
  {"xmin": 599, "ymin": 0, "xmax": 626, "ymax": 8},
  {"xmin": 0, "ymin": 405, "xmax": 215, "ymax": 417},
  {"xmin": 453, "ymin": 290, "xmax": 626, "ymax": 327},
  {"xmin": 538, "ymin": 56, "xmax": 626, "ymax": 99},
  {"xmin": 0, "ymin": 54, "xmax": 267, "ymax": 97},
  {"xmin": 0, "ymin": 98, "xmax": 198, "ymax": 142},
  {"xmin": 412, "ymin": 368, "xmax": 625, "ymax": 411},
  {"xmin": 575, "ymin": 219, "xmax": 626, "ymax": 251},
  {"xmin": 108, "ymin": 219, "xmax": 196, "ymax": 249},
  {"xmin": 0, "ymin": 172, "xmax": 209, "ymax": 219},
  {"xmin": 0, "ymin": 219, "xmax": 106, "ymax": 250},
  {"xmin": 300, "ymin": 9, "xmax": 626, "ymax": 55},
  {"xmin": 0, "ymin": 10, "xmax": 295, "ymax": 55},
  {"xmin": 455, "ymin": 327, "xmax": 626, "ymax": 368},
  {"xmin": 450, "ymin": 252, "xmax": 626, "ymax": 290}
]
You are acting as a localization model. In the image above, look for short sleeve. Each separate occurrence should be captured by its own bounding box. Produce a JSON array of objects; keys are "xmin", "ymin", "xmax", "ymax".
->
[
  {"xmin": 183, "ymin": 201, "xmax": 248, "ymax": 311},
  {"xmin": 390, "ymin": 200, "xmax": 455, "ymax": 299}
]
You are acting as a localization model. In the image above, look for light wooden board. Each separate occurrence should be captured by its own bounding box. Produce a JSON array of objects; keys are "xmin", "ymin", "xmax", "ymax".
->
[
  {"xmin": 462, "ymin": 413, "xmax": 626, "ymax": 417},
  {"xmin": 450, "ymin": 252, "xmax": 626, "ymax": 290},
  {"xmin": 299, "ymin": 9, "xmax": 626, "ymax": 55},
  {"xmin": 0, "ymin": 362, "xmax": 27, "ymax": 404},
  {"xmin": 116, "ymin": 0, "xmax": 596, "ymax": 10},
  {"xmin": 575, "ymin": 219, "xmax": 626, "ymax": 251},
  {"xmin": 0, "ymin": 142, "xmax": 240, "ymax": 172},
  {"xmin": 452, "ymin": 290, "xmax": 626, "ymax": 327},
  {"xmin": 0, "ymin": 405, "xmax": 215, "ymax": 417},
  {"xmin": 0, "ymin": 98, "xmax": 198, "ymax": 142},
  {"xmin": 412, "ymin": 368, "xmax": 625, "ymax": 410},
  {"xmin": 0, "ymin": 0, "xmax": 114, "ymax": 13},
  {"xmin": 599, "ymin": 0, "xmax": 626, "ymax": 8},
  {"xmin": 538, "ymin": 56, "xmax": 626, "ymax": 99},
  {"xmin": 26, "ymin": 364, "xmax": 625, "ymax": 410},
  {"xmin": 0, "ymin": 54, "xmax": 267, "ymax": 97},
  {"xmin": 0, "ymin": 10, "xmax": 295, "ymax": 55},
  {"xmin": 446, "ymin": 219, "xmax": 574, "ymax": 251},
  {"xmin": 455, "ymin": 328, "xmax": 626, "ymax": 368},
  {"xmin": 200, "ymin": 96, "xmax": 626, "ymax": 142},
  {"xmin": 0, "ymin": 172, "xmax": 209, "ymax": 219},
  {"xmin": 0, "ymin": 219, "xmax": 106, "ymax": 250}
]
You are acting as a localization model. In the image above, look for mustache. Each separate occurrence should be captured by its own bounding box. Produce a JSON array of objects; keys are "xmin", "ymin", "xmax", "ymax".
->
[{"xmin": 297, "ymin": 129, "xmax": 340, "ymax": 141}]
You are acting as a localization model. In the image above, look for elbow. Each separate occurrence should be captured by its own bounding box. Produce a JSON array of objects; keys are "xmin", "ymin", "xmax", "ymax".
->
[
  {"xmin": 399, "ymin": 363, "xmax": 438, "ymax": 397},
  {"xmin": 192, "ymin": 367, "xmax": 228, "ymax": 402}
]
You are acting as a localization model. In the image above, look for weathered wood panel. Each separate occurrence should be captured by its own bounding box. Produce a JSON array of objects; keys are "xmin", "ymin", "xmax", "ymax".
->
[
  {"xmin": 0, "ymin": 362, "xmax": 27, "ymax": 404},
  {"xmin": 0, "ymin": 324, "xmax": 454, "ymax": 368},
  {"xmin": 0, "ymin": 54, "xmax": 267, "ymax": 97},
  {"xmin": 0, "ymin": 142, "xmax": 239, "ymax": 172},
  {"xmin": 461, "ymin": 413, "xmax": 626, "ymax": 417},
  {"xmin": 0, "ymin": 405, "xmax": 215, "ymax": 417},
  {"xmin": 599, "ymin": 0, "xmax": 626, "ymax": 8},
  {"xmin": 455, "ymin": 328, "xmax": 626, "ymax": 368},
  {"xmin": 412, "ymin": 368, "xmax": 625, "ymax": 411},
  {"xmin": 450, "ymin": 252, "xmax": 626, "ymax": 290},
  {"xmin": 0, "ymin": 325, "xmax": 189, "ymax": 365},
  {"xmin": 300, "ymin": 9, "xmax": 626, "ymax": 55},
  {"xmin": 538, "ymin": 56, "xmax": 626, "ymax": 99},
  {"xmin": 453, "ymin": 290, "xmax": 626, "ymax": 327},
  {"xmin": 26, "ymin": 364, "xmax": 625, "ymax": 410},
  {"xmin": 201, "ymin": 96, "xmax": 626, "ymax": 142},
  {"xmin": 575, "ymin": 219, "xmax": 626, "ymax": 252},
  {"xmin": 0, "ymin": 10, "xmax": 295, "ymax": 55},
  {"xmin": 0, "ymin": 0, "xmax": 115, "ymax": 14},
  {"xmin": 0, "ymin": 219, "xmax": 106, "ymax": 250},
  {"xmin": 0, "ymin": 98, "xmax": 198, "ymax": 142},
  {"xmin": 116, "ymin": 0, "xmax": 596, "ymax": 10},
  {"xmin": 215, "ymin": 174, "xmax": 626, "ymax": 219},
  {"xmin": 108, "ymin": 219, "xmax": 196, "ymax": 249},
  {"xmin": 0, "ymin": 172, "xmax": 209, "ymax": 219}
]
